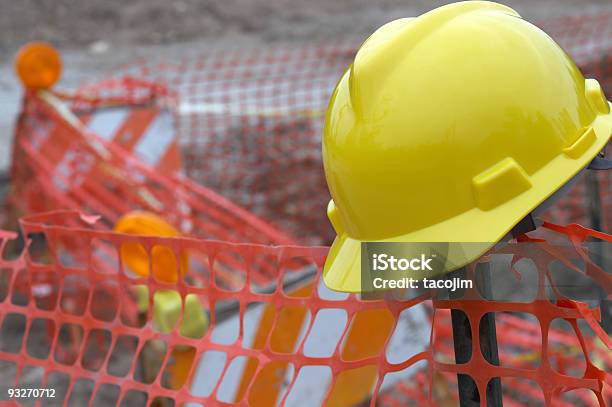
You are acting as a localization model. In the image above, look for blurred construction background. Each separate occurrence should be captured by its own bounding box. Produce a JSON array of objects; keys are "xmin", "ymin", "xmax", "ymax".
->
[{"xmin": 1, "ymin": 0, "xmax": 611, "ymax": 170}]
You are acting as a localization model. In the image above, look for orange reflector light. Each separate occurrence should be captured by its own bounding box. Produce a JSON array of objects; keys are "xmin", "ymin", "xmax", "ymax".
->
[
  {"xmin": 15, "ymin": 42, "xmax": 62, "ymax": 89},
  {"xmin": 114, "ymin": 211, "xmax": 188, "ymax": 283}
]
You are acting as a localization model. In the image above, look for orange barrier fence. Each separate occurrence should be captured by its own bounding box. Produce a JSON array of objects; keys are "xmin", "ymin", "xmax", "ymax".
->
[{"xmin": 0, "ymin": 211, "xmax": 609, "ymax": 405}]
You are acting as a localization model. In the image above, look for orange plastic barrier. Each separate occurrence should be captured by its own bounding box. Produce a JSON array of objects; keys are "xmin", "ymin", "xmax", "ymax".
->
[{"xmin": 0, "ymin": 211, "xmax": 609, "ymax": 406}]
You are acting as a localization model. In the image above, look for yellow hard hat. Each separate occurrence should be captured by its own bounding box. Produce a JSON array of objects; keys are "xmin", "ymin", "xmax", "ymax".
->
[{"xmin": 322, "ymin": 1, "xmax": 612, "ymax": 292}]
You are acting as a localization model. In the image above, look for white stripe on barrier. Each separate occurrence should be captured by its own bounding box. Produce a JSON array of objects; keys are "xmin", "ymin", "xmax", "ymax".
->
[
  {"xmin": 189, "ymin": 279, "xmax": 430, "ymax": 405},
  {"xmin": 85, "ymin": 108, "xmax": 130, "ymax": 140},
  {"xmin": 134, "ymin": 110, "xmax": 175, "ymax": 167}
]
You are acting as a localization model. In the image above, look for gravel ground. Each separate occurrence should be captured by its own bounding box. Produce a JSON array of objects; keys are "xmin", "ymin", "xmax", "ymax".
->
[{"xmin": 1, "ymin": 0, "xmax": 611, "ymax": 51}]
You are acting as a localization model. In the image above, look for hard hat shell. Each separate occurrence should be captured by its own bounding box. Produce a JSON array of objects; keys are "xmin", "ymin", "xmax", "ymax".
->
[{"xmin": 322, "ymin": 1, "xmax": 612, "ymax": 292}]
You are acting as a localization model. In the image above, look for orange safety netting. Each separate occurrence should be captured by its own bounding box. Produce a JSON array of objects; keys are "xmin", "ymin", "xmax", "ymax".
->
[
  {"xmin": 56, "ymin": 12, "xmax": 610, "ymax": 244},
  {"xmin": 0, "ymin": 211, "xmax": 609, "ymax": 406},
  {"xmin": 10, "ymin": 87, "xmax": 292, "ymax": 247},
  {"xmin": 9, "ymin": 14, "xmax": 611, "ymax": 245}
]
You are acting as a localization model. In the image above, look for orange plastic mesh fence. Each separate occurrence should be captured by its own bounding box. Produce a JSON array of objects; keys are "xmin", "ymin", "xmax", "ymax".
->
[
  {"xmin": 11, "ymin": 89, "xmax": 293, "ymax": 247},
  {"xmin": 0, "ymin": 211, "xmax": 609, "ymax": 406},
  {"xmin": 53, "ymin": 12, "xmax": 610, "ymax": 244}
]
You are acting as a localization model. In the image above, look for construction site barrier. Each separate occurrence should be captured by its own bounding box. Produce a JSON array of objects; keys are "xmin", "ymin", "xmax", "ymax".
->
[
  {"xmin": 3, "ymin": 10, "xmax": 612, "ymax": 407},
  {"xmin": 0, "ymin": 211, "xmax": 609, "ymax": 405}
]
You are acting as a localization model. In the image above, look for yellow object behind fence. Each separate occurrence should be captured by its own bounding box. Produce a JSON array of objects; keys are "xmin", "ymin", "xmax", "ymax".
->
[{"xmin": 114, "ymin": 211, "xmax": 209, "ymax": 390}]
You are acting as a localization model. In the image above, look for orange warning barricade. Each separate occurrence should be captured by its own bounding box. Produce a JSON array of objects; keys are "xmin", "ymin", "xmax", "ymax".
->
[
  {"xmin": 11, "ymin": 85, "xmax": 293, "ymax": 248},
  {"xmin": 0, "ymin": 211, "xmax": 609, "ymax": 406}
]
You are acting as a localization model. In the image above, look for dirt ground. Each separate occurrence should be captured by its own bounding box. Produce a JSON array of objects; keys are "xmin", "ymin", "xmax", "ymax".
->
[{"xmin": 1, "ymin": 0, "xmax": 612, "ymax": 51}]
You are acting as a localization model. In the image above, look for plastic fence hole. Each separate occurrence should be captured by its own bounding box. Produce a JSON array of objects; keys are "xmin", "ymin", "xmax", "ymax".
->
[
  {"xmin": 26, "ymin": 232, "xmax": 50, "ymax": 266},
  {"xmin": 81, "ymin": 329, "xmax": 112, "ymax": 372},
  {"xmin": 60, "ymin": 274, "xmax": 90, "ymax": 316},
  {"xmin": 26, "ymin": 318, "xmax": 55, "ymax": 359},
  {"xmin": 270, "ymin": 306, "xmax": 311, "ymax": 354},
  {"xmin": 341, "ymin": 308, "xmax": 394, "ymax": 361},
  {"xmin": 151, "ymin": 396, "xmax": 175, "ymax": 407},
  {"xmin": 0, "ymin": 312, "xmax": 26, "ymax": 353},
  {"xmin": 185, "ymin": 249, "xmax": 211, "ymax": 289},
  {"xmin": 555, "ymin": 388, "xmax": 600, "ymax": 406},
  {"xmin": 11, "ymin": 269, "xmax": 30, "ymax": 306},
  {"xmin": 241, "ymin": 301, "xmax": 268, "ymax": 351},
  {"xmin": 189, "ymin": 350, "xmax": 227, "ymax": 397},
  {"xmin": 316, "ymin": 278, "xmax": 349, "ymax": 301},
  {"xmin": 54, "ymin": 323, "xmax": 84, "ymax": 365},
  {"xmin": 31, "ymin": 269, "xmax": 60, "ymax": 311},
  {"xmin": 281, "ymin": 257, "xmax": 316, "ymax": 298},
  {"xmin": 548, "ymin": 258, "xmax": 599, "ymax": 303},
  {"xmin": 386, "ymin": 304, "xmax": 430, "ymax": 365},
  {"xmin": 452, "ymin": 374, "xmax": 479, "ymax": 406},
  {"xmin": 217, "ymin": 355, "xmax": 259, "ymax": 403},
  {"xmin": 496, "ymin": 312, "xmax": 542, "ymax": 369},
  {"xmin": 56, "ymin": 233, "xmax": 89, "ymax": 270},
  {"xmin": 478, "ymin": 312, "xmax": 501, "ymax": 367},
  {"xmin": 433, "ymin": 308, "xmax": 473, "ymax": 364},
  {"xmin": 214, "ymin": 251, "xmax": 246, "ymax": 292},
  {"xmin": 548, "ymin": 318, "xmax": 587, "ymax": 378},
  {"xmin": 250, "ymin": 253, "xmax": 279, "ymax": 294},
  {"xmin": 119, "ymin": 389, "xmax": 148, "ymax": 407},
  {"xmin": 326, "ymin": 365, "xmax": 378, "ymax": 406},
  {"xmin": 43, "ymin": 371, "xmax": 70, "ymax": 406},
  {"xmin": 0, "ymin": 268, "xmax": 13, "ymax": 303},
  {"xmin": 106, "ymin": 334, "xmax": 139, "ymax": 378},
  {"xmin": 92, "ymin": 383, "xmax": 120, "ymax": 407},
  {"xmin": 91, "ymin": 280, "xmax": 120, "ymax": 322},
  {"xmin": 248, "ymin": 361, "xmax": 294, "ymax": 407},
  {"xmin": 16, "ymin": 366, "xmax": 44, "ymax": 407},
  {"xmin": 579, "ymin": 323, "xmax": 610, "ymax": 373},
  {"xmin": 283, "ymin": 365, "xmax": 332, "ymax": 407},
  {"xmin": 210, "ymin": 299, "xmax": 240, "ymax": 345},
  {"xmin": 0, "ymin": 360, "xmax": 17, "ymax": 401},
  {"xmin": 120, "ymin": 283, "xmax": 146, "ymax": 329},
  {"xmin": 161, "ymin": 345, "xmax": 197, "ymax": 390},
  {"xmin": 2, "ymin": 233, "xmax": 25, "ymax": 262},
  {"xmin": 151, "ymin": 244, "xmax": 179, "ymax": 283},
  {"xmin": 135, "ymin": 339, "xmax": 168, "ymax": 384},
  {"xmin": 67, "ymin": 377, "xmax": 94, "ymax": 406},
  {"xmin": 377, "ymin": 359, "xmax": 429, "ymax": 406},
  {"xmin": 499, "ymin": 377, "xmax": 544, "ymax": 406},
  {"xmin": 90, "ymin": 238, "xmax": 119, "ymax": 275},
  {"xmin": 486, "ymin": 254, "xmax": 538, "ymax": 302},
  {"xmin": 303, "ymin": 308, "xmax": 347, "ymax": 358},
  {"xmin": 119, "ymin": 241, "xmax": 149, "ymax": 280}
]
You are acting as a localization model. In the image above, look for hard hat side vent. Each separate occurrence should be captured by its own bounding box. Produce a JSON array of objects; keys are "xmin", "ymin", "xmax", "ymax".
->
[
  {"xmin": 472, "ymin": 158, "xmax": 532, "ymax": 210},
  {"xmin": 563, "ymin": 126, "xmax": 596, "ymax": 159}
]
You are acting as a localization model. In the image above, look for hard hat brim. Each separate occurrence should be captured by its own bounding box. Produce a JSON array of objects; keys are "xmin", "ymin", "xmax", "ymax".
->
[{"xmin": 323, "ymin": 107, "xmax": 611, "ymax": 293}]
